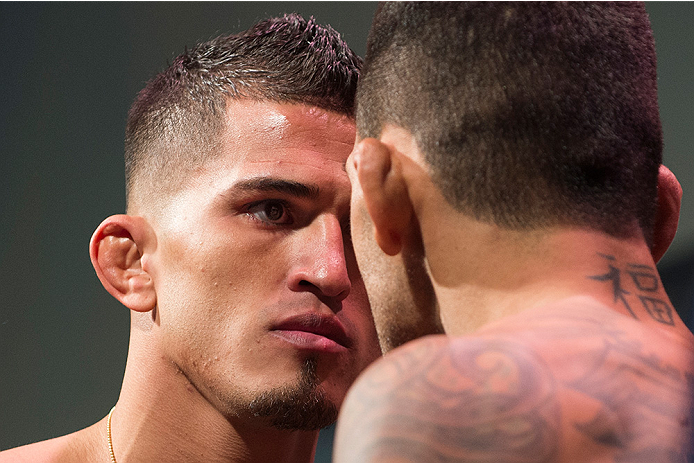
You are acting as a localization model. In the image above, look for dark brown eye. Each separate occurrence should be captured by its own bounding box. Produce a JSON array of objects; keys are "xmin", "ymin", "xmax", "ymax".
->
[
  {"xmin": 247, "ymin": 200, "xmax": 293, "ymax": 225},
  {"xmin": 264, "ymin": 202, "xmax": 284, "ymax": 221}
]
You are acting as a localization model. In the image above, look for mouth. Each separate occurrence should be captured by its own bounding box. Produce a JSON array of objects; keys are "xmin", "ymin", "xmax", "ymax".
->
[{"xmin": 270, "ymin": 313, "xmax": 352, "ymax": 353}]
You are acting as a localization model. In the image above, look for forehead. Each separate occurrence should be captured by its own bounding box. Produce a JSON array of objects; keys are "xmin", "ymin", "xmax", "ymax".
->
[
  {"xmin": 160, "ymin": 100, "xmax": 358, "ymax": 212},
  {"xmin": 213, "ymin": 100, "xmax": 356, "ymax": 179},
  {"xmin": 139, "ymin": 101, "xmax": 357, "ymax": 224}
]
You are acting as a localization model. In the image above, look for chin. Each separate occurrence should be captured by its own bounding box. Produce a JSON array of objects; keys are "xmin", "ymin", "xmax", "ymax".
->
[{"xmin": 247, "ymin": 358, "xmax": 340, "ymax": 430}]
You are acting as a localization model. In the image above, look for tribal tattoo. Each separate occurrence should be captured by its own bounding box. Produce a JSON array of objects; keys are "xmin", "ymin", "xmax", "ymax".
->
[
  {"xmin": 337, "ymin": 336, "xmax": 561, "ymax": 462},
  {"xmin": 336, "ymin": 308, "xmax": 693, "ymax": 462}
]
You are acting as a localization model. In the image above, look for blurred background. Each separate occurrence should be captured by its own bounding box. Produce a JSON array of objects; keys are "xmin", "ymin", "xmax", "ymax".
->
[{"xmin": 1, "ymin": 3, "xmax": 692, "ymax": 460}]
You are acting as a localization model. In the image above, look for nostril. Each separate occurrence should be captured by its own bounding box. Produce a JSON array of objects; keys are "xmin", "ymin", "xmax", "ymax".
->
[
  {"xmin": 297, "ymin": 278, "xmax": 350, "ymax": 300},
  {"xmin": 292, "ymin": 279, "xmax": 347, "ymax": 313}
]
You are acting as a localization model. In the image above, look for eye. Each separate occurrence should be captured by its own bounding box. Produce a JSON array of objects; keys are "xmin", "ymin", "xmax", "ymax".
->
[{"xmin": 246, "ymin": 200, "xmax": 293, "ymax": 225}]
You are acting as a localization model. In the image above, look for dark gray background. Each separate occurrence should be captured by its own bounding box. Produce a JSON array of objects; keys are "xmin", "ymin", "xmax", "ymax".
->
[{"xmin": 1, "ymin": 3, "xmax": 692, "ymax": 461}]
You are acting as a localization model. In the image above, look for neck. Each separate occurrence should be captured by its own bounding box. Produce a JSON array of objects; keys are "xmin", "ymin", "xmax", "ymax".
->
[
  {"xmin": 424, "ymin": 219, "xmax": 691, "ymax": 342},
  {"xmin": 112, "ymin": 327, "xmax": 318, "ymax": 463}
]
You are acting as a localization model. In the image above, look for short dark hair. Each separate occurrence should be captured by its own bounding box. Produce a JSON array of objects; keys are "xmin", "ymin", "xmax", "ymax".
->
[
  {"xmin": 358, "ymin": 2, "xmax": 662, "ymax": 244},
  {"xmin": 125, "ymin": 13, "xmax": 361, "ymax": 211}
]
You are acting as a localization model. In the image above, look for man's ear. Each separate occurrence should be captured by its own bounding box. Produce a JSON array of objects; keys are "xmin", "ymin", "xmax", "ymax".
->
[
  {"xmin": 90, "ymin": 215, "xmax": 157, "ymax": 312},
  {"xmin": 354, "ymin": 138, "xmax": 415, "ymax": 256},
  {"xmin": 652, "ymin": 165, "xmax": 682, "ymax": 263}
]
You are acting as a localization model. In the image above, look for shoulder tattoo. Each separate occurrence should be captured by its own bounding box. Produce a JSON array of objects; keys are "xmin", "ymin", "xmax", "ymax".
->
[{"xmin": 335, "ymin": 336, "xmax": 561, "ymax": 462}]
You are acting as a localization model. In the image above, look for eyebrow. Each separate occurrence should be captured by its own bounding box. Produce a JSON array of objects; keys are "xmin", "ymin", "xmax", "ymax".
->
[{"xmin": 231, "ymin": 177, "xmax": 320, "ymax": 199}]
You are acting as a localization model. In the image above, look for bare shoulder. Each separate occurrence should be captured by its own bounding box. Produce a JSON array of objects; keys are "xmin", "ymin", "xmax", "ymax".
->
[
  {"xmin": 334, "ymin": 308, "xmax": 694, "ymax": 463},
  {"xmin": 0, "ymin": 420, "xmax": 106, "ymax": 463},
  {"xmin": 334, "ymin": 334, "xmax": 562, "ymax": 462},
  {"xmin": 487, "ymin": 301, "xmax": 694, "ymax": 461},
  {"xmin": 0, "ymin": 437, "xmax": 68, "ymax": 463}
]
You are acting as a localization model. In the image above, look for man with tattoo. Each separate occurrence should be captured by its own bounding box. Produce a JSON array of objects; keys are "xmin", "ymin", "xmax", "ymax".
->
[
  {"xmin": 335, "ymin": 3, "xmax": 694, "ymax": 462},
  {"xmin": 1, "ymin": 14, "xmax": 381, "ymax": 463}
]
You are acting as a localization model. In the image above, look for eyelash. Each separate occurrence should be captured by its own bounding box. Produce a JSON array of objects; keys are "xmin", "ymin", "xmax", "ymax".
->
[{"xmin": 244, "ymin": 199, "xmax": 294, "ymax": 226}]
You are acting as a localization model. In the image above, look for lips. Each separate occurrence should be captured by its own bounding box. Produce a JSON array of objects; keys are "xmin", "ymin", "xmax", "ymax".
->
[{"xmin": 271, "ymin": 313, "xmax": 352, "ymax": 352}]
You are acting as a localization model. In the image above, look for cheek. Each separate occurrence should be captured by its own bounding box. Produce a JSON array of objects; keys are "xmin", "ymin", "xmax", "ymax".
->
[
  {"xmin": 153, "ymin": 230, "xmax": 301, "ymax": 367},
  {"xmin": 160, "ymin": 227, "xmax": 291, "ymax": 293},
  {"xmin": 351, "ymin": 202, "xmax": 378, "ymax": 272},
  {"xmin": 340, "ymin": 270, "xmax": 382, "ymax": 367},
  {"xmin": 351, "ymin": 280, "xmax": 381, "ymax": 351},
  {"xmin": 149, "ymin": 236, "xmax": 256, "ymax": 343},
  {"xmin": 353, "ymin": 233, "xmax": 393, "ymax": 311}
]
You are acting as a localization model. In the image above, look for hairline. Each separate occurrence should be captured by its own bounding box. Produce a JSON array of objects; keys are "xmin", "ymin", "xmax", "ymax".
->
[{"xmin": 127, "ymin": 96, "xmax": 355, "ymax": 217}]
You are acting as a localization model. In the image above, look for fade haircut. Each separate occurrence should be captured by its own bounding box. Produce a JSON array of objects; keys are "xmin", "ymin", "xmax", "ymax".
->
[
  {"xmin": 358, "ymin": 2, "xmax": 663, "ymax": 244},
  {"xmin": 125, "ymin": 13, "xmax": 361, "ymax": 212}
]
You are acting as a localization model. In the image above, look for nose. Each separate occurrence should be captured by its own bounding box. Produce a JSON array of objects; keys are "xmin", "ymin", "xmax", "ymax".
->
[{"xmin": 288, "ymin": 214, "xmax": 352, "ymax": 303}]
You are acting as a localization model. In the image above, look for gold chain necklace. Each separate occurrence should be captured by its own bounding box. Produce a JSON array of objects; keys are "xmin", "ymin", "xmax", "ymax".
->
[{"xmin": 107, "ymin": 406, "xmax": 117, "ymax": 463}]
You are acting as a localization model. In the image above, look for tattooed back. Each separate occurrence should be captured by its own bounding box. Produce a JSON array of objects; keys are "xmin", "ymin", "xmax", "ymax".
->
[{"xmin": 335, "ymin": 296, "xmax": 694, "ymax": 463}]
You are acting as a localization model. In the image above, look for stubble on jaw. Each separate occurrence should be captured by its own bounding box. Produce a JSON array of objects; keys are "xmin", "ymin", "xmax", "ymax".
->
[
  {"xmin": 246, "ymin": 357, "xmax": 338, "ymax": 431},
  {"xmin": 367, "ymin": 248, "xmax": 444, "ymax": 354},
  {"xmin": 176, "ymin": 353, "xmax": 339, "ymax": 431}
]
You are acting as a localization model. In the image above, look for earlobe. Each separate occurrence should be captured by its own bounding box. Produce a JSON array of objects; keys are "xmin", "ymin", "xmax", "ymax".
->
[
  {"xmin": 90, "ymin": 215, "xmax": 157, "ymax": 312},
  {"xmin": 354, "ymin": 138, "xmax": 414, "ymax": 256},
  {"xmin": 651, "ymin": 165, "xmax": 682, "ymax": 263}
]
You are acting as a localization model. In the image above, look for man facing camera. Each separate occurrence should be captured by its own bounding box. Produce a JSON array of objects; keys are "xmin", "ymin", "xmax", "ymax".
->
[
  {"xmin": 2, "ymin": 14, "xmax": 380, "ymax": 463},
  {"xmin": 336, "ymin": 3, "xmax": 693, "ymax": 462}
]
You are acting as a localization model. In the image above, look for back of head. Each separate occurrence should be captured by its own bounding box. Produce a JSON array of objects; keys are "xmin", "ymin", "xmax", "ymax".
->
[
  {"xmin": 358, "ymin": 2, "xmax": 662, "ymax": 245},
  {"xmin": 125, "ymin": 13, "xmax": 361, "ymax": 213}
]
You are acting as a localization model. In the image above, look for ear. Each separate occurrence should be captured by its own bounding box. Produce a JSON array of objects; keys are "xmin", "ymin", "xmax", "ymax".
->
[
  {"xmin": 651, "ymin": 165, "xmax": 682, "ymax": 263},
  {"xmin": 90, "ymin": 215, "xmax": 157, "ymax": 312},
  {"xmin": 353, "ymin": 138, "xmax": 414, "ymax": 256}
]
